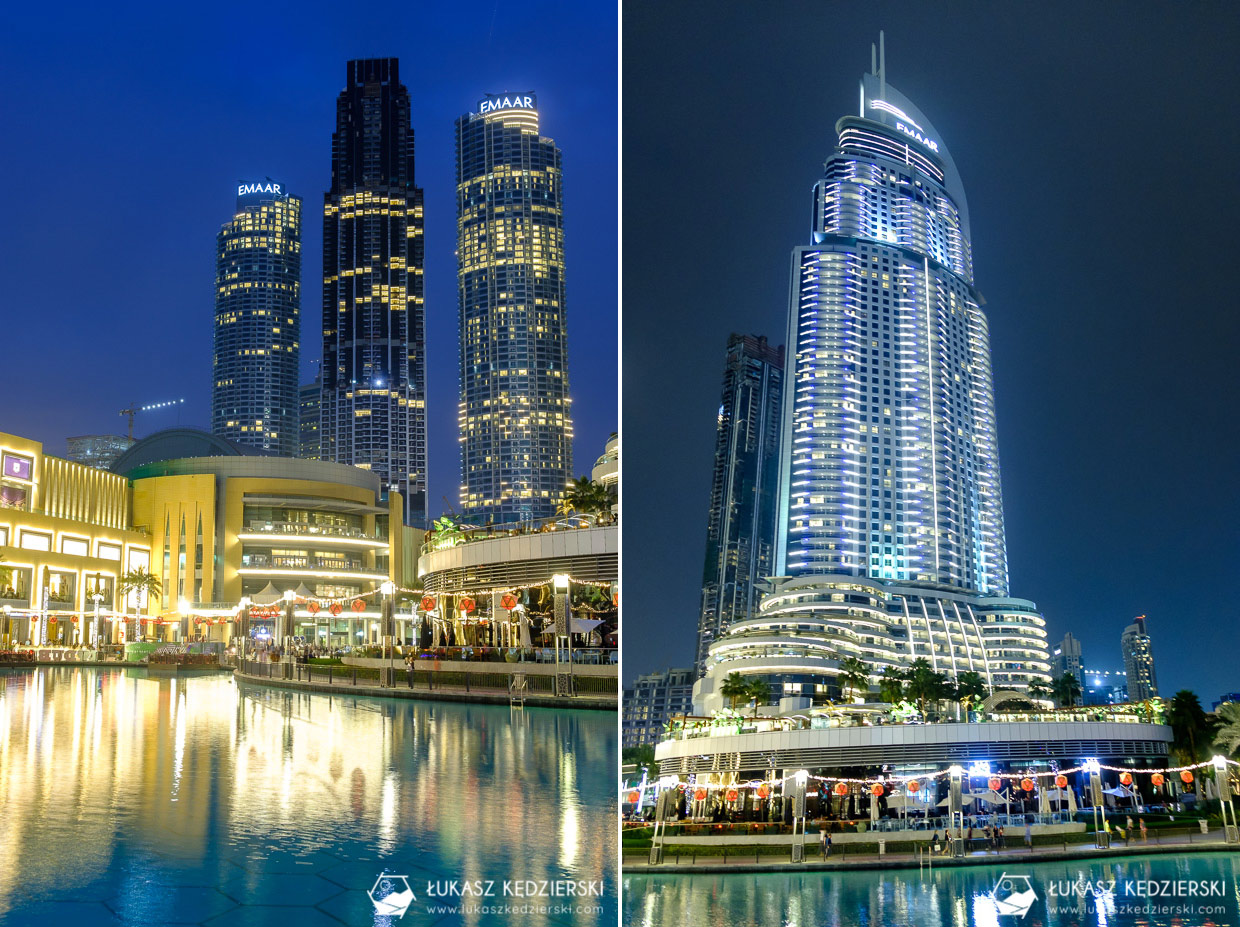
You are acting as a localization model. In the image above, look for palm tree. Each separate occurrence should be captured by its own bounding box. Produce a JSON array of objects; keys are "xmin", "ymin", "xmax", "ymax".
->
[
  {"xmin": 1167, "ymin": 690, "xmax": 1213, "ymax": 804},
  {"xmin": 837, "ymin": 655, "xmax": 871, "ymax": 703},
  {"xmin": 1026, "ymin": 678, "xmax": 1053, "ymax": 705},
  {"xmin": 1215, "ymin": 702, "xmax": 1240, "ymax": 757},
  {"xmin": 1051, "ymin": 672, "xmax": 1082, "ymax": 708},
  {"xmin": 878, "ymin": 666, "xmax": 905, "ymax": 704},
  {"xmin": 720, "ymin": 672, "xmax": 750, "ymax": 711},
  {"xmin": 905, "ymin": 658, "xmax": 946, "ymax": 717},
  {"xmin": 559, "ymin": 476, "xmax": 609, "ymax": 520},
  {"xmin": 746, "ymin": 679, "xmax": 771, "ymax": 716},
  {"xmin": 118, "ymin": 569, "xmax": 161, "ymax": 642},
  {"xmin": 955, "ymin": 671, "xmax": 988, "ymax": 717}
]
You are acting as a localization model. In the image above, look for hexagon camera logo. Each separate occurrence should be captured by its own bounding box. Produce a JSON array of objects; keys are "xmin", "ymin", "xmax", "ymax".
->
[
  {"xmin": 990, "ymin": 872, "xmax": 1037, "ymax": 918},
  {"xmin": 369, "ymin": 872, "xmax": 416, "ymax": 918}
]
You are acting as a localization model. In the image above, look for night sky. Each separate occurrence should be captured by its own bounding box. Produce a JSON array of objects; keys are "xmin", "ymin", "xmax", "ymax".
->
[
  {"xmin": 623, "ymin": 2, "xmax": 1240, "ymax": 702},
  {"xmin": 2, "ymin": 0, "xmax": 617, "ymax": 519}
]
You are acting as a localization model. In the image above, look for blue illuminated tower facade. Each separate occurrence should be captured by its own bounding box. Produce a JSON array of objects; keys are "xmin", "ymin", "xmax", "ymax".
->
[{"xmin": 693, "ymin": 40, "xmax": 1050, "ymax": 712}]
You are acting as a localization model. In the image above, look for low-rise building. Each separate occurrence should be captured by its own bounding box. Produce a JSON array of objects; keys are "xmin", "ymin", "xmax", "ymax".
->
[{"xmin": 623, "ymin": 667, "xmax": 694, "ymax": 748}]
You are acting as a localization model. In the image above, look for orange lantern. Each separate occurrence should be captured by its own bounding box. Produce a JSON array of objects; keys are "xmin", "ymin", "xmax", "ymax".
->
[
  {"xmin": 329, "ymin": 602, "xmax": 343, "ymax": 616},
  {"xmin": 1055, "ymin": 775, "xmax": 1068, "ymax": 789},
  {"xmin": 693, "ymin": 788, "xmax": 708, "ymax": 802},
  {"xmin": 833, "ymin": 782, "xmax": 849, "ymax": 797},
  {"xmin": 726, "ymin": 789, "xmax": 739, "ymax": 802},
  {"xmin": 627, "ymin": 791, "xmax": 640, "ymax": 804},
  {"xmin": 988, "ymin": 777, "xmax": 1002, "ymax": 792},
  {"xmin": 757, "ymin": 784, "xmax": 771, "ymax": 799},
  {"xmin": 351, "ymin": 599, "xmax": 366, "ymax": 612},
  {"xmin": 1119, "ymin": 772, "xmax": 1133, "ymax": 786},
  {"xmin": 1180, "ymin": 770, "xmax": 1194, "ymax": 785},
  {"xmin": 420, "ymin": 595, "xmax": 436, "ymax": 612},
  {"xmin": 460, "ymin": 597, "xmax": 476, "ymax": 614},
  {"xmin": 870, "ymin": 783, "xmax": 884, "ymax": 797},
  {"xmin": 501, "ymin": 594, "xmax": 518, "ymax": 610},
  {"xmin": 1151, "ymin": 773, "xmax": 1165, "ymax": 787},
  {"xmin": 907, "ymin": 780, "xmax": 920, "ymax": 793},
  {"xmin": 307, "ymin": 601, "xmax": 320, "ymax": 614},
  {"xmin": 1020, "ymin": 778, "xmax": 1035, "ymax": 792}
]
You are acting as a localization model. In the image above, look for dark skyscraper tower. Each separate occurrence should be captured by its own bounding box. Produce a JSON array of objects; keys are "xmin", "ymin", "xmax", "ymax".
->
[
  {"xmin": 321, "ymin": 58, "xmax": 426, "ymax": 525},
  {"xmin": 212, "ymin": 180, "xmax": 301, "ymax": 456},
  {"xmin": 695, "ymin": 334, "xmax": 784, "ymax": 677},
  {"xmin": 455, "ymin": 93, "xmax": 571, "ymax": 525}
]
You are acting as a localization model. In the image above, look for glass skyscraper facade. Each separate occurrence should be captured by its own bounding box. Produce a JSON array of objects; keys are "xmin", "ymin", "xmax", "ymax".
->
[
  {"xmin": 1121, "ymin": 616, "xmax": 1159, "ymax": 701},
  {"xmin": 694, "ymin": 45, "xmax": 1049, "ymax": 711},
  {"xmin": 455, "ymin": 93, "xmax": 571, "ymax": 525},
  {"xmin": 321, "ymin": 58, "xmax": 426, "ymax": 526},
  {"xmin": 695, "ymin": 334, "xmax": 784, "ymax": 678},
  {"xmin": 212, "ymin": 181, "xmax": 301, "ymax": 456}
]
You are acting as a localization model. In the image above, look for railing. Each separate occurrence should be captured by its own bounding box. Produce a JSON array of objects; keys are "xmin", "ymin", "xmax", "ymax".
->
[
  {"xmin": 421, "ymin": 513, "xmax": 616, "ymax": 556},
  {"xmin": 241, "ymin": 556, "xmax": 365, "ymax": 571},
  {"xmin": 235, "ymin": 658, "xmax": 617, "ymax": 697},
  {"xmin": 244, "ymin": 522, "xmax": 381, "ymax": 541}
]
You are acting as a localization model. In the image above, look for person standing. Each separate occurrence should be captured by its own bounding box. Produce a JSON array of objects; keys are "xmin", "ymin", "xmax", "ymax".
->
[
  {"xmin": 1024, "ymin": 820, "xmax": 1032, "ymax": 848},
  {"xmin": 1139, "ymin": 817, "xmax": 1148, "ymax": 843}
]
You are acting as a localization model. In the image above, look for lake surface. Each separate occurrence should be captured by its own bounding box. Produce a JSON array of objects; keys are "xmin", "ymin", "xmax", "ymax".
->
[
  {"xmin": 625, "ymin": 852, "xmax": 1240, "ymax": 925},
  {"xmin": 0, "ymin": 666, "xmax": 615, "ymax": 926}
]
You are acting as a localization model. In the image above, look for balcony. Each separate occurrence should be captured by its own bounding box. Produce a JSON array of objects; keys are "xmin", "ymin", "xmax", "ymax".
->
[{"xmin": 238, "ymin": 521, "xmax": 386, "ymax": 547}]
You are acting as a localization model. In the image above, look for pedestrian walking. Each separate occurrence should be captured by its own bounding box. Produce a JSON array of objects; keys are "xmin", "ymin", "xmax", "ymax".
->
[
  {"xmin": 1139, "ymin": 817, "xmax": 1148, "ymax": 843},
  {"xmin": 1024, "ymin": 821, "xmax": 1032, "ymax": 848}
]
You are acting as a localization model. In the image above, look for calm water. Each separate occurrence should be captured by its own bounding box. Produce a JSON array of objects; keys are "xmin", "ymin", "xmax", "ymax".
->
[
  {"xmin": 625, "ymin": 852, "xmax": 1240, "ymax": 926},
  {"xmin": 0, "ymin": 666, "xmax": 615, "ymax": 926}
]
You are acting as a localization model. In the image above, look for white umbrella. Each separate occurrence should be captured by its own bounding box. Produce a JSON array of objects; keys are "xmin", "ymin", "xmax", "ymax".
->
[
  {"xmin": 937, "ymin": 793, "xmax": 977, "ymax": 807},
  {"xmin": 973, "ymin": 789, "xmax": 1006, "ymax": 805}
]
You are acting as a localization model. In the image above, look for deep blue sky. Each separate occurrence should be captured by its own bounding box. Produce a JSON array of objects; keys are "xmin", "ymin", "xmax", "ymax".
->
[
  {"xmin": 623, "ymin": 2, "xmax": 1240, "ymax": 703},
  {"xmin": 1, "ymin": 0, "xmax": 617, "ymax": 520}
]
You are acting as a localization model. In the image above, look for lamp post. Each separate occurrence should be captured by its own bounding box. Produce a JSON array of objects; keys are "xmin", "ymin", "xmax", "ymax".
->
[
  {"xmin": 1214, "ymin": 755, "xmax": 1238, "ymax": 844},
  {"xmin": 948, "ymin": 765, "xmax": 965, "ymax": 856},
  {"xmin": 381, "ymin": 580, "xmax": 396, "ymax": 687},
  {"xmin": 91, "ymin": 593, "xmax": 104, "ymax": 651},
  {"xmin": 178, "ymin": 597, "xmax": 191, "ymax": 646},
  {"xmin": 551, "ymin": 573, "xmax": 572, "ymax": 697},
  {"xmin": 1085, "ymin": 758, "xmax": 1107, "ymax": 847},
  {"xmin": 1, "ymin": 604, "xmax": 11, "ymax": 650},
  {"xmin": 790, "ymin": 769, "xmax": 809, "ymax": 862},
  {"xmin": 237, "ymin": 596, "xmax": 251, "ymax": 669}
]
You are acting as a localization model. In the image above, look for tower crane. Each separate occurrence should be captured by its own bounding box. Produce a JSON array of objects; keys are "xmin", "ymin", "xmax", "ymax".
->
[{"xmin": 119, "ymin": 398, "xmax": 185, "ymax": 440}]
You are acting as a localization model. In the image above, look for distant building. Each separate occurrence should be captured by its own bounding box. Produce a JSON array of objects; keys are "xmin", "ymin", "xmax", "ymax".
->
[
  {"xmin": 1213, "ymin": 694, "xmax": 1240, "ymax": 711},
  {"xmin": 695, "ymin": 334, "xmax": 783, "ymax": 678},
  {"xmin": 1082, "ymin": 668, "xmax": 1129, "ymax": 706},
  {"xmin": 1121, "ymin": 616, "xmax": 1158, "ymax": 701},
  {"xmin": 591, "ymin": 432, "xmax": 618, "ymax": 489},
  {"xmin": 299, "ymin": 378, "xmax": 321, "ymax": 460},
  {"xmin": 1051, "ymin": 632, "xmax": 1085, "ymax": 704},
  {"xmin": 65, "ymin": 435, "xmax": 133, "ymax": 470},
  {"xmin": 212, "ymin": 179, "xmax": 302, "ymax": 456},
  {"xmin": 623, "ymin": 667, "xmax": 695, "ymax": 748}
]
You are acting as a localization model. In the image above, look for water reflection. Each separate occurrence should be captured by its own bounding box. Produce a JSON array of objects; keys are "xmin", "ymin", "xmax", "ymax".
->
[
  {"xmin": 625, "ymin": 853, "xmax": 1240, "ymax": 926},
  {"xmin": 0, "ymin": 667, "xmax": 615, "ymax": 925}
]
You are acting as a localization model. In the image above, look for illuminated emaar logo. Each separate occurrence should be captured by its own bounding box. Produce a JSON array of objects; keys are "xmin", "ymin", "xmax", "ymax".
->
[
  {"xmin": 869, "ymin": 100, "xmax": 939, "ymax": 152},
  {"xmin": 479, "ymin": 93, "xmax": 535, "ymax": 115},
  {"xmin": 237, "ymin": 181, "xmax": 283, "ymax": 197}
]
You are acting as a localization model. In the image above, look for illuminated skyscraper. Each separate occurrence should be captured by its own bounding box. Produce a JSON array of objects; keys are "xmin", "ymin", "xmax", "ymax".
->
[
  {"xmin": 321, "ymin": 58, "xmax": 426, "ymax": 526},
  {"xmin": 695, "ymin": 37, "xmax": 1049, "ymax": 711},
  {"xmin": 455, "ymin": 93, "xmax": 571, "ymax": 525},
  {"xmin": 695, "ymin": 334, "xmax": 784, "ymax": 677},
  {"xmin": 1121, "ymin": 616, "xmax": 1158, "ymax": 701},
  {"xmin": 212, "ymin": 181, "xmax": 301, "ymax": 456}
]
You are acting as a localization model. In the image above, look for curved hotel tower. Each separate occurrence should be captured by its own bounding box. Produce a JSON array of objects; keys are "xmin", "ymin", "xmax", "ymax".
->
[
  {"xmin": 455, "ymin": 93, "xmax": 572, "ymax": 525},
  {"xmin": 695, "ymin": 46, "xmax": 1050, "ymax": 713}
]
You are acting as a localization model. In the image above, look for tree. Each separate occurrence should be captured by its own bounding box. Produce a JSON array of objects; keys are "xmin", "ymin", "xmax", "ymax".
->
[
  {"xmin": 1026, "ymin": 678, "xmax": 1053, "ymax": 705},
  {"xmin": 1167, "ymin": 690, "xmax": 1214, "ymax": 804},
  {"xmin": 1215, "ymin": 702, "xmax": 1240, "ymax": 757},
  {"xmin": 746, "ymin": 679, "xmax": 771, "ymax": 716},
  {"xmin": 1052, "ymin": 673, "xmax": 1082, "ymax": 708},
  {"xmin": 905, "ymin": 659, "xmax": 948, "ymax": 716},
  {"xmin": 559, "ymin": 476, "xmax": 613, "ymax": 522},
  {"xmin": 837, "ymin": 656, "xmax": 871, "ymax": 703},
  {"xmin": 118, "ymin": 569, "xmax": 161, "ymax": 643},
  {"xmin": 720, "ymin": 672, "xmax": 750, "ymax": 711},
  {"xmin": 878, "ymin": 666, "xmax": 905, "ymax": 704},
  {"xmin": 954, "ymin": 671, "xmax": 988, "ymax": 716}
]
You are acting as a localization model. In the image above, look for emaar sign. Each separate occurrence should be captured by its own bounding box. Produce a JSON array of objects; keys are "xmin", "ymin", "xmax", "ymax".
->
[
  {"xmin": 237, "ymin": 181, "xmax": 283, "ymax": 197},
  {"xmin": 479, "ymin": 94, "xmax": 536, "ymax": 115}
]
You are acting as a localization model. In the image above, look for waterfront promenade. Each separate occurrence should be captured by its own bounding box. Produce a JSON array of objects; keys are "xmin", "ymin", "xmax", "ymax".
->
[{"xmin": 625, "ymin": 828, "xmax": 1237, "ymax": 873}]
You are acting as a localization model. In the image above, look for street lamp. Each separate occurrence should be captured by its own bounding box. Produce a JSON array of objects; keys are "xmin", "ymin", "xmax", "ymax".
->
[
  {"xmin": 237, "ymin": 596, "xmax": 252, "ymax": 667},
  {"xmin": 1084, "ymin": 758, "xmax": 1107, "ymax": 847},
  {"xmin": 380, "ymin": 580, "xmax": 396, "ymax": 687},
  {"xmin": 91, "ymin": 592, "xmax": 104, "ymax": 651},
  {"xmin": 948, "ymin": 764, "xmax": 965, "ymax": 856},
  {"xmin": 551, "ymin": 573, "xmax": 572, "ymax": 697},
  {"xmin": 1, "ymin": 604, "xmax": 11, "ymax": 650},
  {"xmin": 1214, "ymin": 755, "xmax": 1238, "ymax": 844},
  {"xmin": 178, "ymin": 597, "xmax": 191, "ymax": 645}
]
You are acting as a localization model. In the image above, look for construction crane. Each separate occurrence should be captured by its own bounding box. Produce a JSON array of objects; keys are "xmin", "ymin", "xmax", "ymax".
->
[{"xmin": 119, "ymin": 398, "xmax": 184, "ymax": 440}]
